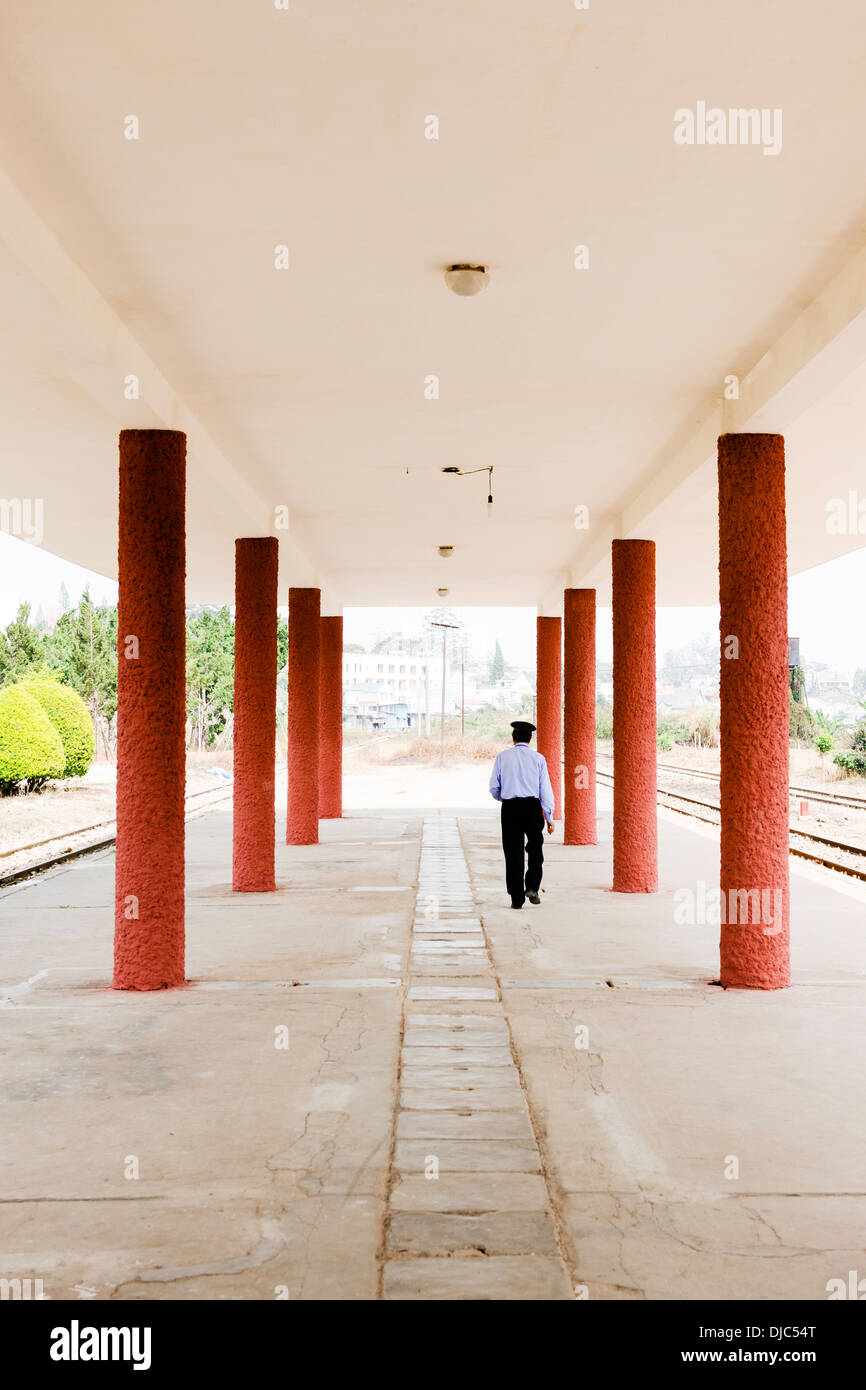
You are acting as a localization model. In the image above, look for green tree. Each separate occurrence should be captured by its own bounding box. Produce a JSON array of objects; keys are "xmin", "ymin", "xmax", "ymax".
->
[
  {"xmin": 423, "ymin": 608, "xmax": 463, "ymax": 666},
  {"xmin": 46, "ymin": 590, "xmax": 118, "ymax": 737},
  {"xmin": 789, "ymin": 687, "xmax": 813, "ymax": 743},
  {"xmin": 660, "ymin": 634, "xmax": 719, "ymax": 686},
  {"xmin": 516, "ymin": 691, "xmax": 536, "ymax": 722},
  {"xmin": 596, "ymin": 703, "xmax": 613, "ymax": 740},
  {"xmin": 814, "ymin": 709, "xmax": 844, "ymax": 736},
  {"xmin": 789, "ymin": 664, "xmax": 806, "ymax": 703},
  {"xmin": 489, "ymin": 639, "xmax": 505, "ymax": 683},
  {"xmin": 371, "ymin": 632, "xmax": 425, "ymax": 655},
  {"xmin": 186, "ymin": 607, "xmax": 235, "ymax": 749},
  {"xmin": 277, "ymin": 616, "xmax": 288, "ymax": 673},
  {"xmin": 0, "ymin": 602, "xmax": 45, "ymax": 686}
]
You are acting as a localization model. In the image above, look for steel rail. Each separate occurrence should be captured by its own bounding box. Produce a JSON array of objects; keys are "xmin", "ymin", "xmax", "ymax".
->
[
  {"xmin": 594, "ymin": 769, "xmax": 866, "ymax": 884},
  {"xmin": 0, "ymin": 784, "xmax": 234, "ymax": 891}
]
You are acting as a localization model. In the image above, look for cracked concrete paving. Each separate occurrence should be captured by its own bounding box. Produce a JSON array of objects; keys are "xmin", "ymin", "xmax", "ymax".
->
[
  {"xmin": 461, "ymin": 784, "xmax": 866, "ymax": 1300},
  {"xmin": 1, "ymin": 774, "xmax": 866, "ymax": 1300},
  {"xmin": 0, "ymin": 811, "xmax": 415, "ymax": 1301}
]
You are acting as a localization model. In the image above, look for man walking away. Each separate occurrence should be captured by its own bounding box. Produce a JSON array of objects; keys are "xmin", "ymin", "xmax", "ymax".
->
[{"xmin": 489, "ymin": 720, "xmax": 555, "ymax": 909}]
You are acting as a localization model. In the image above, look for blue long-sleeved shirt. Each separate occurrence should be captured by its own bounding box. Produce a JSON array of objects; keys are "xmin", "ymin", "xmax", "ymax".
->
[{"xmin": 489, "ymin": 742, "xmax": 555, "ymax": 819}]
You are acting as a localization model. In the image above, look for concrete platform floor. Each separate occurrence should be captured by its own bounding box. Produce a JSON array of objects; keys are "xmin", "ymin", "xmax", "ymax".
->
[{"xmin": 1, "ymin": 780, "xmax": 865, "ymax": 1301}]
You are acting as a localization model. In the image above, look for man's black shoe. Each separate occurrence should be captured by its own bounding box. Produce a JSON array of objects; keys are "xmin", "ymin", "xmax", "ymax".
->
[
  {"xmin": 527, "ymin": 891, "xmax": 541, "ymax": 905},
  {"xmin": 510, "ymin": 899, "xmax": 524, "ymax": 909}
]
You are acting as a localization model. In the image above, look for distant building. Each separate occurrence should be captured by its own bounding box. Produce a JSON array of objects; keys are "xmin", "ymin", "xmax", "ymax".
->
[
  {"xmin": 343, "ymin": 683, "xmax": 414, "ymax": 730},
  {"xmin": 343, "ymin": 651, "xmax": 428, "ymax": 698},
  {"xmin": 809, "ymin": 668, "xmax": 854, "ymax": 695},
  {"xmin": 657, "ymin": 682, "xmax": 719, "ymax": 714},
  {"xmin": 466, "ymin": 669, "xmax": 533, "ymax": 711},
  {"xmin": 378, "ymin": 702, "xmax": 411, "ymax": 731},
  {"xmin": 809, "ymin": 690, "xmax": 862, "ymax": 722},
  {"xmin": 342, "ymin": 652, "xmax": 430, "ymax": 729}
]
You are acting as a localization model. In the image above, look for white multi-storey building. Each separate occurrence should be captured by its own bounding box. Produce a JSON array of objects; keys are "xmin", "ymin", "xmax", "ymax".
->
[
  {"xmin": 342, "ymin": 651, "xmax": 434, "ymax": 730},
  {"xmin": 342, "ymin": 651, "xmax": 429, "ymax": 698}
]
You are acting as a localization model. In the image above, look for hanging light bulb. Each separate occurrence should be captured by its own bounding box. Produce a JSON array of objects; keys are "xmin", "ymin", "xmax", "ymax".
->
[{"xmin": 441, "ymin": 464, "xmax": 495, "ymax": 516}]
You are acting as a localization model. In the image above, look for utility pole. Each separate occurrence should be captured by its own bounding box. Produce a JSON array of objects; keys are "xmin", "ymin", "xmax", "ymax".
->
[
  {"xmin": 424, "ymin": 655, "xmax": 431, "ymax": 735},
  {"xmin": 461, "ymin": 644, "xmax": 467, "ymax": 738},
  {"xmin": 431, "ymin": 621, "xmax": 459, "ymax": 766}
]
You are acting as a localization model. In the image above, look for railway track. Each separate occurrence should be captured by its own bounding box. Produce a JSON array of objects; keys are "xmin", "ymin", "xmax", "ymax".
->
[
  {"xmin": 653, "ymin": 759, "xmax": 866, "ymax": 813},
  {"xmin": 595, "ymin": 768, "xmax": 866, "ymax": 884},
  {"xmin": 0, "ymin": 781, "xmax": 234, "ymax": 891},
  {"xmin": 0, "ymin": 737, "xmax": 389, "ymax": 892}
]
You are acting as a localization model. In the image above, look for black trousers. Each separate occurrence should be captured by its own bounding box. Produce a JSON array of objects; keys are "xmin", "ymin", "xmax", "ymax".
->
[{"xmin": 500, "ymin": 797, "xmax": 545, "ymax": 904}]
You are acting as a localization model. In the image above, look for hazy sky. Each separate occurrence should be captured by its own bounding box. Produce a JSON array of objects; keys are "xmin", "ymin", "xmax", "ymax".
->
[
  {"xmin": 344, "ymin": 546, "xmax": 866, "ymax": 673},
  {"xmin": 343, "ymin": 604, "xmax": 714, "ymax": 669},
  {"xmin": 1, "ymin": 531, "xmax": 864, "ymax": 673},
  {"xmin": 0, "ymin": 533, "xmax": 118, "ymax": 622}
]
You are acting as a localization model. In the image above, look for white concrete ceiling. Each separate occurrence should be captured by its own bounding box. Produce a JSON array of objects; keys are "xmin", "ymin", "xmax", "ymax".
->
[{"xmin": 1, "ymin": 1, "xmax": 866, "ymax": 609}]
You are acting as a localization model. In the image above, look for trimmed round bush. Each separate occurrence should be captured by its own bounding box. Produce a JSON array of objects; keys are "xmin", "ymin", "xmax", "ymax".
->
[
  {"xmin": 0, "ymin": 686, "xmax": 66, "ymax": 792},
  {"xmin": 18, "ymin": 677, "xmax": 95, "ymax": 778}
]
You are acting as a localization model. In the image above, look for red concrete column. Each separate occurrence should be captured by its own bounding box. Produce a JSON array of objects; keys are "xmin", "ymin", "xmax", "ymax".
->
[
  {"xmin": 114, "ymin": 430, "xmax": 186, "ymax": 990},
  {"xmin": 319, "ymin": 615, "xmax": 343, "ymax": 819},
  {"xmin": 536, "ymin": 616, "xmax": 562, "ymax": 820},
  {"xmin": 564, "ymin": 588, "xmax": 597, "ymax": 845},
  {"xmin": 612, "ymin": 539, "xmax": 657, "ymax": 892},
  {"xmin": 287, "ymin": 587, "xmax": 320, "ymax": 844},
  {"xmin": 718, "ymin": 434, "xmax": 790, "ymax": 989},
  {"xmin": 233, "ymin": 538, "xmax": 278, "ymax": 891}
]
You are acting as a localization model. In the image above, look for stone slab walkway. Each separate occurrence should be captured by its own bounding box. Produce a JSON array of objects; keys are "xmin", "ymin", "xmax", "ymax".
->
[
  {"xmin": 381, "ymin": 816, "xmax": 573, "ymax": 1298},
  {"xmin": 2, "ymin": 783, "xmax": 865, "ymax": 1300}
]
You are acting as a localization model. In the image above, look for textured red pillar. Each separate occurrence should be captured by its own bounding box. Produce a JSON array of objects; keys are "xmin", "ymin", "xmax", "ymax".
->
[
  {"xmin": 114, "ymin": 430, "xmax": 186, "ymax": 990},
  {"xmin": 233, "ymin": 538, "xmax": 278, "ymax": 891},
  {"xmin": 536, "ymin": 616, "xmax": 562, "ymax": 820},
  {"xmin": 612, "ymin": 540, "xmax": 657, "ymax": 892},
  {"xmin": 718, "ymin": 434, "xmax": 790, "ymax": 989},
  {"xmin": 319, "ymin": 615, "xmax": 343, "ymax": 819},
  {"xmin": 564, "ymin": 589, "xmax": 597, "ymax": 845},
  {"xmin": 287, "ymin": 587, "xmax": 320, "ymax": 844}
]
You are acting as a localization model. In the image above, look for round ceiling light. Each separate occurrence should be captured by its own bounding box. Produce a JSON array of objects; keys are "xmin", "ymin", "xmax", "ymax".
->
[
  {"xmin": 438, "ymin": 545, "xmax": 454, "ymax": 558},
  {"xmin": 437, "ymin": 587, "xmax": 449, "ymax": 597},
  {"xmin": 444, "ymin": 264, "xmax": 489, "ymax": 296}
]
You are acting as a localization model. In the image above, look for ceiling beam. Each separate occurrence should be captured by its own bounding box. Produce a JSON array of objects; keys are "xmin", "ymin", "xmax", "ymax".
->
[{"xmin": 568, "ymin": 236, "xmax": 866, "ymax": 595}]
